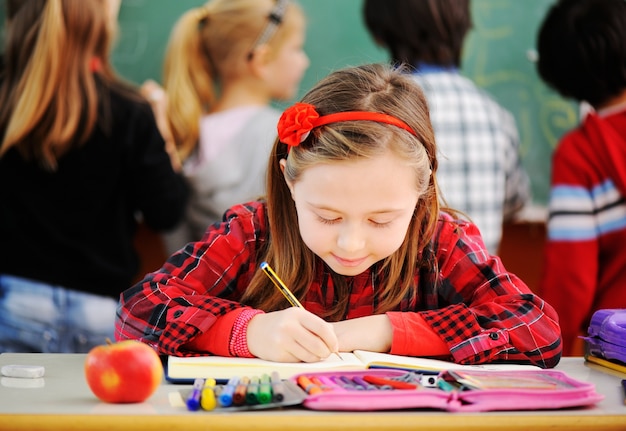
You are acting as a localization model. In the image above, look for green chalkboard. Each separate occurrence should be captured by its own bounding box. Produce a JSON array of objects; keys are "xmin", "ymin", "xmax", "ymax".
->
[
  {"xmin": 0, "ymin": 0, "xmax": 575, "ymax": 206},
  {"xmin": 463, "ymin": 0, "xmax": 577, "ymax": 206}
]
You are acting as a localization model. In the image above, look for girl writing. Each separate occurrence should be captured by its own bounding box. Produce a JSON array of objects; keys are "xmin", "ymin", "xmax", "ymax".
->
[
  {"xmin": 116, "ymin": 63, "xmax": 562, "ymax": 368},
  {"xmin": 147, "ymin": 0, "xmax": 309, "ymax": 253}
]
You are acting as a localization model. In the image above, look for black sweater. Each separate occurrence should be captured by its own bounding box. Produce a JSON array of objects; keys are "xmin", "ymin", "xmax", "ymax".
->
[{"xmin": 0, "ymin": 83, "xmax": 189, "ymax": 297}]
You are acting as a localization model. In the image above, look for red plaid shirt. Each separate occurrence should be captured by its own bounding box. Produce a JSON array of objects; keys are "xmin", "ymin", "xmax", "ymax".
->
[{"xmin": 116, "ymin": 201, "xmax": 561, "ymax": 368}]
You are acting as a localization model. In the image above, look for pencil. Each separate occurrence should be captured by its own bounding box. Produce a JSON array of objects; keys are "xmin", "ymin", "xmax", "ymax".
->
[
  {"xmin": 260, "ymin": 261, "xmax": 303, "ymax": 308},
  {"xmin": 259, "ymin": 261, "xmax": 342, "ymax": 361},
  {"xmin": 585, "ymin": 354, "xmax": 626, "ymax": 374}
]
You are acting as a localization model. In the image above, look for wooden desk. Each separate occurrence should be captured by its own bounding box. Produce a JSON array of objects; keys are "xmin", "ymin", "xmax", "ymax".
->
[{"xmin": 0, "ymin": 354, "xmax": 624, "ymax": 431}]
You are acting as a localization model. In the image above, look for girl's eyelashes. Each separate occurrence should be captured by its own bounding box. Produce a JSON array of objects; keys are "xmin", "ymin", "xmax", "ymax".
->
[
  {"xmin": 317, "ymin": 216, "xmax": 340, "ymax": 225},
  {"xmin": 369, "ymin": 220, "xmax": 392, "ymax": 228},
  {"xmin": 315, "ymin": 215, "xmax": 392, "ymax": 228}
]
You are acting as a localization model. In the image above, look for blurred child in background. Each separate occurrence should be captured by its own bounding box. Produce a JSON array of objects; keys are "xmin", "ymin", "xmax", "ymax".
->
[
  {"xmin": 0, "ymin": 0, "xmax": 188, "ymax": 353},
  {"xmin": 537, "ymin": 0, "xmax": 626, "ymax": 355},
  {"xmin": 363, "ymin": 0, "xmax": 531, "ymax": 255},
  {"xmin": 144, "ymin": 0, "xmax": 309, "ymax": 254}
]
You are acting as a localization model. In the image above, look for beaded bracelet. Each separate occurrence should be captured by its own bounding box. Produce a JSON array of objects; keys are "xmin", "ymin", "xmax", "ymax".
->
[{"xmin": 229, "ymin": 308, "xmax": 265, "ymax": 357}]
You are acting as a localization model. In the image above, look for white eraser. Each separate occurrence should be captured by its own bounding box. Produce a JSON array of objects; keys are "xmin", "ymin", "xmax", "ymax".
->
[
  {"xmin": 1, "ymin": 377, "xmax": 45, "ymax": 389},
  {"xmin": 1, "ymin": 364, "xmax": 45, "ymax": 379}
]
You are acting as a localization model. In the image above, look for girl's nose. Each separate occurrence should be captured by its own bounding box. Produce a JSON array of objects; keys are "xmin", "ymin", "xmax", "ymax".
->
[{"xmin": 337, "ymin": 224, "xmax": 365, "ymax": 252}]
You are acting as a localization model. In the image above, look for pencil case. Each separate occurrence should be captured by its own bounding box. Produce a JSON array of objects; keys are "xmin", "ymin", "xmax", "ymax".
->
[
  {"xmin": 584, "ymin": 308, "xmax": 626, "ymax": 364},
  {"xmin": 290, "ymin": 368, "xmax": 603, "ymax": 412}
]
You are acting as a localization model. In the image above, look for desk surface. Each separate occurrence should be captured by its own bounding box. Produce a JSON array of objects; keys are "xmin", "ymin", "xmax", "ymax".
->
[{"xmin": 0, "ymin": 353, "xmax": 624, "ymax": 431}]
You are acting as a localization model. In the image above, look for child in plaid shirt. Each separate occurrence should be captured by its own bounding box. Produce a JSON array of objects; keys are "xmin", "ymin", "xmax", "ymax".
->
[{"xmin": 116, "ymin": 63, "xmax": 561, "ymax": 368}]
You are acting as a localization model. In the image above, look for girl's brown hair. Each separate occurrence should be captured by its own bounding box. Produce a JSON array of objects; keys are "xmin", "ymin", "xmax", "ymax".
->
[
  {"xmin": 163, "ymin": 0, "xmax": 305, "ymax": 160},
  {"xmin": 0, "ymin": 0, "xmax": 119, "ymax": 170},
  {"xmin": 242, "ymin": 63, "xmax": 441, "ymax": 320}
]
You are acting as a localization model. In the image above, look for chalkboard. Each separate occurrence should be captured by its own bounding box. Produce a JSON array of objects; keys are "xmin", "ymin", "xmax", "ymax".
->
[
  {"xmin": 462, "ymin": 0, "xmax": 577, "ymax": 206},
  {"xmin": 0, "ymin": 0, "xmax": 575, "ymax": 206}
]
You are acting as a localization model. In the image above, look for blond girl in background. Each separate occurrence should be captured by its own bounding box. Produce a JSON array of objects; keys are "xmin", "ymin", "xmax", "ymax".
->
[{"xmin": 145, "ymin": 0, "xmax": 309, "ymax": 253}]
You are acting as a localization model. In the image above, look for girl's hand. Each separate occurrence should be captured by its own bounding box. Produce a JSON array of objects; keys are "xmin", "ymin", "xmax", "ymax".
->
[
  {"xmin": 332, "ymin": 314, "xmax": 393, "ymax": 353},
  {"xmin": 246, "ymin": 308, "xmax": 338, "ymax": 362}
]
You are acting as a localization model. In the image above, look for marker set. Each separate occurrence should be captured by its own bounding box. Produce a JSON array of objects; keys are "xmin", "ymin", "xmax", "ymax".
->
[{"xmin": 183, "ymin": 372, "xmax": 306, "ymax": 412}]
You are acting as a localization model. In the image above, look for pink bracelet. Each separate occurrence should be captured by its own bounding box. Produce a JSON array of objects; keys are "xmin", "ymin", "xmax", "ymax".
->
[{"xmin": 229, "ymin": 308, "xmax": 264, "ymax": 357}]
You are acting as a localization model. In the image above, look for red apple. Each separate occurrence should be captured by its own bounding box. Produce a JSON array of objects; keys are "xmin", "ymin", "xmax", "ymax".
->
[{"xmin": 84, "ymin": 339, "xmax": 163, "ymax": 403}]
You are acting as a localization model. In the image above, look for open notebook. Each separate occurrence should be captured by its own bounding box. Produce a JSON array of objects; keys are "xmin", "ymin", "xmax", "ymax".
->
[{"xmin": 166, "ymin": 350, "xmax": 539, "ymax": 382}]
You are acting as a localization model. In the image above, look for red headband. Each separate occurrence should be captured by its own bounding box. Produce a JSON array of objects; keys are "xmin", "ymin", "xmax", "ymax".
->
[{"xmin": 277, "ymin": 102, "xmax": 417, "ymax": 148}]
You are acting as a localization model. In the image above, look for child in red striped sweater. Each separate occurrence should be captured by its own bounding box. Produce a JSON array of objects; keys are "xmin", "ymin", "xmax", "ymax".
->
[{"xmin": 537, "ymin": 0, "xmax": 626, "ymax": 356}]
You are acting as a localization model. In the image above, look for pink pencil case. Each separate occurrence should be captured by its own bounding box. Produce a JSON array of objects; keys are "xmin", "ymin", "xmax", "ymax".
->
[{"xmin": 290, "ymin": 368, "xmax": 603, "ymax": 412}]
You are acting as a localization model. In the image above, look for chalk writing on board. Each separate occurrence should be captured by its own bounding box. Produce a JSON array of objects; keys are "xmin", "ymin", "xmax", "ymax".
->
[{"xmin": 463, "ymin": 0, "xmax": 577, "ymax": 205}]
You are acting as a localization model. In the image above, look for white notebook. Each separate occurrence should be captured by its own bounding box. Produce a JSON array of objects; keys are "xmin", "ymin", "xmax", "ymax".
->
[{"xmin": 166, "ymin": 349, "xmax": 539, "ymax": 382}]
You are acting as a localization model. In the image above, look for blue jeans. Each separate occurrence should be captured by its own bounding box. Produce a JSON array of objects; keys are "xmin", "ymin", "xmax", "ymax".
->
[{"xmin": 0, "ymin": 275, "xmax": 117, "ymax": 353}]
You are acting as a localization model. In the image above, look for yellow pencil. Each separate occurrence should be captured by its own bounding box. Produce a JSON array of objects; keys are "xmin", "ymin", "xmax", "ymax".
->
[
  {"xmin": 585, "ymin": 354, "xmax": 626, "ymax": 375},
  {"xmin": 260, "ymin": 261, "xmax": 303, "ymax": 308},
  {"xmin": 259, "ymin": 261, "xmax": 342, "ymax": 360}
]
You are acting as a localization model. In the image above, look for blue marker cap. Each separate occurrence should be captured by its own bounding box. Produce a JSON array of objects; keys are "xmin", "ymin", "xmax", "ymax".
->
[
  {"xmin": 186, "ymin": 378, "xmax": 205, "ymax": 411},
  {"xmin": 218, "ymin": 376, "xmax": 239, "ymax": 407}
]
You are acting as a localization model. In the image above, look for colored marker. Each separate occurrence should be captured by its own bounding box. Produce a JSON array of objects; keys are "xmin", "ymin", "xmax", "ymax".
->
[
  {"xmin": 330, "ymin": 375, "xmax": 360, "ymax": 390},
  {"xmin": 351, "ymin": 375, "xmax": 377, "ymax": 390},
  {"xmin": 200, "ymin": 378, "xmax": 217, "ymax": 411},
  {"xmin": 310, "ymin": 376, "xmax": 333, "ymax": 392},
  {"xmin": 233, "ymin": 376, "xmax": 250, "ymax": 405},
  {"xmin": 246, "ymin": 376, "xmax": 260, "ymax": 404},
  {"xmin": 218, "ymin": 376, "xmax": 239, "ymax": 407},
  {"xmin": 258, "ymin": 374, "xmax": 273, "ymax": 404},
  {"xmin": 186, "ymin": 378, "xmax": 204, "ymax": 411},
  {"xmin": 317, "ymin": 375, "xmax": 347, "ymax": 392},
  {"xmin": 270, "ymin": 371, "xmax": 285, "ymax": 402},
  {"xmin": 297, "ymin": 374, "xmax": 323, "ymax": 395},
  {"xmin": 343, "ymin": 375, "xmax": 367, "ymax": 390},
  {"xmin": 362, "ymin": 375, "xmax": 419, "ymax": 390}
]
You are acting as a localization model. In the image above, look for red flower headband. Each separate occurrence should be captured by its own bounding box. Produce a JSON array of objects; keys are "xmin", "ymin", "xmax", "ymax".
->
[{"xmin": 277, "ymin": 102, "xmax": 417, "ymax": 148}]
